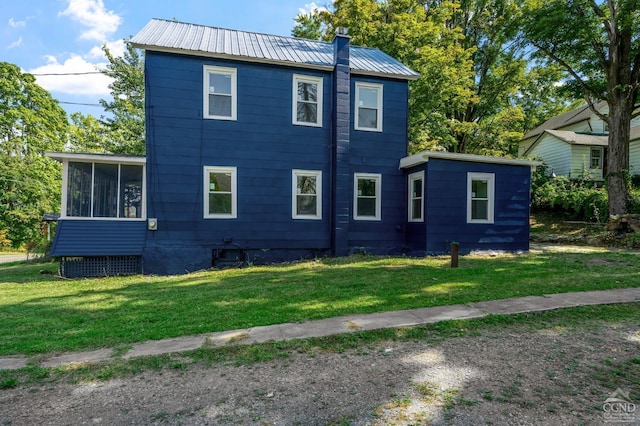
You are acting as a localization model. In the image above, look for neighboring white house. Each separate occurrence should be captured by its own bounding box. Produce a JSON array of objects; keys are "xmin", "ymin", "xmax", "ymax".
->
[{"xmin": 519, "ymin": 102, "xmax": 640, "ymax": 180}]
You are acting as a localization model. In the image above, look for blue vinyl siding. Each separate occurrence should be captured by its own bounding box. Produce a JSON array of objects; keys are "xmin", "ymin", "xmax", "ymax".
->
[
  {"xmin": 50, "ymin": 220, "xmax": 146, "ymax": 256},
  {"xmin": 422, "ymin": 158, "xmax": 531, "ymax": 254},
  {"xmin": 142, "ymin": 52, "xmax": 412, "ymax": 273},
  {"xmin": 144, "ymin": 52, "xmax": 335, "ymax": 273},
  {"xmin": 348, "ymin": 77, "xmax": 408, "ymax": 252}
]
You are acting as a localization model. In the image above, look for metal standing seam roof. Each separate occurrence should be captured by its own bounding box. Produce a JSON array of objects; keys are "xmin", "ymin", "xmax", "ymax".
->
[{"xmin": 130, "ymin": 19, "xmax": 419, "ymax": 81}]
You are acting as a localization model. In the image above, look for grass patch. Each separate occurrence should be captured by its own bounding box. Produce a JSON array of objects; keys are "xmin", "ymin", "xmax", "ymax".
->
[
  {"xmin": 1, "ymin": 303, "xmax": 638, "ymax": 388},
  {"xmin": 530, "ymin": 212, "xmax": 605, "ymax": 238},
  {"xmin": 592, "ymin": 357, "xmax": 640, "ymax": 402},
  {"xmin": 1, "ymin": 251, "xmax": 640, "ymax": 356}
]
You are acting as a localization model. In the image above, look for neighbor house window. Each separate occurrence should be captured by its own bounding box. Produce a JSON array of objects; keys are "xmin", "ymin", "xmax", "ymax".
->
[
  {"xmin": 354, "ymin": 173, "xmax": 381, "ymax": 220},
  {"xmin": 467, "ymin": 172, "xmax": 495, "ymax": 224},
  {"xmin": 204, "ymin": 65, "xmax": 237, "ymax": 120},
  {"xmin": 590, "ymin": 147, "xmax": 603, "ymax": 169},
  {"xmin": 65, "ymin": 162, "xmax": 144, "ymax": 219},
  {"xmin": 293, "ymin": 75, "xmax": 323, "ymax": 126},
  {"xmin": 408, "ymin": 171, "xmax": 424, "ymax": 222},
  {"xmin": 204, "ymin": 166, "xmax": 237, "ymax": 218},
  {"xmin": 292, "ymin": 170, "xmax": 322, "ymax": 219},
  {"xmin": 355, "ymin": 82, "xmax": 383, "ymax": 131}
]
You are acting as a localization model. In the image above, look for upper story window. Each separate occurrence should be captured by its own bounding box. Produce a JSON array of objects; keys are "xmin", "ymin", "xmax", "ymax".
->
[
  {"xmin": 65, "ymin": 161, "xmax": 144, "ymax": 219},
  {"xmin": 467, "ymin": 172, "xmax": 495, "ymax": 224},
  {"xmin": 292, "ymin": 169, "xmax": 322, "ymax": 219},
  {"xmin": 204, "ymin": 65, "xmax": 237, "ymax": 120},
  {"xmin": 293, "ymin": 75, "xmax": 323, "ymax": 127},
  {"xmin": 590, "ymin": 147, "xmax": 603, "ymax": 169},
  {"xmin": 355, "ymin": 82, "xmax": 383, "ymax": 132},
  {"xmin": 204, "ymin": 166, "xmax": 237, "ymax": 219},
  {"xmin": 408, "ymin": 171, "xmax": 424, "ymax": 222},
  {"xmin": 354, "ymin": 173, "xmax": 381, "ymax": 220}
]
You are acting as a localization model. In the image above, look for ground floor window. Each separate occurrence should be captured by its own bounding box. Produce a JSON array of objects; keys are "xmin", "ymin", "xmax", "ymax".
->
[
  {"xmin": 590, "ymin": 147, "xmax": 603, "ymax": 169},
  {"xmin": 354, "ymin": 173, "xmax": 381, "ymax": 220},
  {"xmin": 467, "ymin": 172, "xmax": 495, "ymax": 223},
  {"xmin": 292, "ymin": 169, "xmax": 322, "ymax": 219},
  {"xmin": 408, "ymin": 171, "xmax": 424, "ymax": 222},
  {"xmin": 204, "ymin": 166, "xmax": 237, "ymax": 218},
  {"xmin": 66, "ymin": 162, "xmax": 144, "ymax": 219}
]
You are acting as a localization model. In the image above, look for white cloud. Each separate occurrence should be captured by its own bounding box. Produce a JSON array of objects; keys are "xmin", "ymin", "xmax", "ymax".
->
[
  {"xmin": 86, "ymin": 39, "xmax": 125, "ymax": 60},
  {"xmin": 28, "ymin": 55, "xmax": 112, "ymax": 96},
  {"xmin": 7, "ymin": 37, "xmax": 23, "ymax": 49},
  {"xmin": 298, "ymin": 2, "xmax": 330, "ymax": 15},
  {"xmin": 58, "ymin": 0, "xmax": 121, "ymax": 41},
  {"xmin": 8, "ymin": 18, "xmax": 26, "ymax": 28}
]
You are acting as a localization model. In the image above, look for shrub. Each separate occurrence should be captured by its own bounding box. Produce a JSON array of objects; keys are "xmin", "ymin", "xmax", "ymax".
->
[
  {"xmin": 0, "ymin": 229, "xmax": 11, "ymax": 248},
  {"xmin": 531, "ymin": 165, "xmax": 608, "ymax": 222}
]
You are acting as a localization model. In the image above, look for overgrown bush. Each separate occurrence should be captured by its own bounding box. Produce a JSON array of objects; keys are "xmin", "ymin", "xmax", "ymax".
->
[
  {"xmin": 531, "ymin": 163, "xmax": 608, "ymax": 222},
  {"xmin": 0, "ymin": 229, "xmax": 10, "ymax": 248},
  {"xmin": 532, "ymin": 163, "xmax": 640, "ymax": 222}
]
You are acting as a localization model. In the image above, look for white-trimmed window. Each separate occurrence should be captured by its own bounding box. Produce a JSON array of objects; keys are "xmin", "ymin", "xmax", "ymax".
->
[
  {"xmin": 62, "ymin": 161, "xmax": 145, "ymax": 219},
  {"xmin": 590, "ymin": 147, "xmax": 603, "ymax": 169},
  {"xmin": 355, "ymin": 82, "xmax": 383, "ymax": 131},
  {"xmin": 354, "ymin": 173, "xmax": 381, "ymax": 220},
  {"xmin": 204, "ymin": 66, "xmax": 237, "ymax": 120},
  {"xmin": 64, "ymin": 161, "xmax": 145, "ymax": 219},
  {"xmin": 408, "ymin": 171, "xmax": 424, "ymax": 222},
  {"xmin": 293, "ymin": 75, "xmax": 323, "ymax": 126},
  {"xmin": 204, "ymin": 166, "xmax": 237, "ymax": 219},
  {"xmin": 467, "ymin": 172, "xmax": 495, "ymax": 224},
  {"xmin": 292, "ymin": 170, "xmax": 322, "ymax": 219}
]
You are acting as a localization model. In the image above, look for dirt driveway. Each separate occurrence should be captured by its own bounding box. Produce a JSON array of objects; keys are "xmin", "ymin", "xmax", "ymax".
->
[{"xmin": 1, "ymin": 320, "xmax": 639, "ymax": 425}]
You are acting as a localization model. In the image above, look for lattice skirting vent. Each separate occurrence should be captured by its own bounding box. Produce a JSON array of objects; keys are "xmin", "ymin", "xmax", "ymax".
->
[{"xmin": 60, "ymin": 256, "xmax": 142, "ymax": 278}]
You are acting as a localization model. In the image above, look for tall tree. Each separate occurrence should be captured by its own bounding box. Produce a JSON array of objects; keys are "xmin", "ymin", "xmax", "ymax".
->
[
  {"xmin": 520, "ymin": 0, "xmax": 640, "ymax": 216},
  {"xmin": 430, "ymin": 0, "xmax": 528, "ymax": 153},
  {"xmin": 0, "ymin": 62, "xmax": 67, "ymax": 248},
  {"xmin": 67, "ymin": 112, "xmax": 111, "ymax": 153},
  {"xmin": 292, "ymin": 0, "xmax": 543, "ymax": 155},
  {"xmin": 515, "ymin": 63, "xmax": 583, "ymax": 132},
  {"xmin": 292, "ymin": 8, "xmax": 326, "ymax": 40},
  {"xmin": 100, "ymin": 40, "xmax": 145, "ymax": 155}
]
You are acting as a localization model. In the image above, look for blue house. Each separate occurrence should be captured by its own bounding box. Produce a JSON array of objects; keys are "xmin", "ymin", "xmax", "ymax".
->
[{"xmin": 47, "ymin": 19, "xmax": 538, "ymax": 277}]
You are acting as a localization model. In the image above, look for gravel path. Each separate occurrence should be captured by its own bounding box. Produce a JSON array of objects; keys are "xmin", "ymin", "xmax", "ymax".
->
[{"xmin": 1, "ymin": 322, "xmax": 639, "ymax": 425}]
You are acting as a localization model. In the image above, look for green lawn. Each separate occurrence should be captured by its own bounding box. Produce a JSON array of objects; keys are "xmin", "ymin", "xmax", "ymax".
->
[{"xmin": 1, "ymin": 251, "xmax": 639, "ymax": 356}]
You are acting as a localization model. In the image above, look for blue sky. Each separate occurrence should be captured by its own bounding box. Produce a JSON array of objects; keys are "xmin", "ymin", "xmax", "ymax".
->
[{"xmin": 2, "ymin": 0, "xmax": 326, "ymax": 117}]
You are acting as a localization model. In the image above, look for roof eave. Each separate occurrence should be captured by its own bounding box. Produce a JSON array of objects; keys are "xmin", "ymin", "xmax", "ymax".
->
[
  {"xmin": 400, "ymin": 150, "xmax": 541, "ymax": 169},
  {"xmin": 134, "ymin": 43, "xmax": 420, "ymax": 80},
  {"xmin": 351, "ymin": 69, "xmax": 420, "ymax": 81},
  {"xmin": 46, "ymin": 152, "xmax": 147, "ymax": 164}
]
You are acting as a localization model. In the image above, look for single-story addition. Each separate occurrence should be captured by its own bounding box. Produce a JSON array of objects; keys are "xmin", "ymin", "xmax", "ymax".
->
[{"xmin": 47, "ymin": 19, "xmax": 538, "ymax": 277}]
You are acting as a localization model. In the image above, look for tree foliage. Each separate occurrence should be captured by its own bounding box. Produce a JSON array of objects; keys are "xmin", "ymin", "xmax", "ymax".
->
[
  {"xmin": 66, "ymin": 112, "xmax": 111, "ymax": 153},
  {"xmin": 519, "ymin": 0, "xmax": 640, "ymax": 216},
  {"xmin": 0, "ymin": 62, "xmax": 67, "ymax": 248},
  {"xmin": 99, "ymin": 40, "xmax": 145, "ymax": 155},
  {"xmin": 292, "ymin": 0, "xmax": 573, "ymax": 156}
]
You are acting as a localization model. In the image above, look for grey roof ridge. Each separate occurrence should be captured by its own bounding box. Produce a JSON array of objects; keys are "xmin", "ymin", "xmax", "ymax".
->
[{"xmin": 131, "ymin": 18, "xmax": 420, "ymax": 80}]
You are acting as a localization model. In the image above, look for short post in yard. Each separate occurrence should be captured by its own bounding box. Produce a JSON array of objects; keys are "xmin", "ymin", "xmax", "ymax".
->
[{"xmin": 450, "ymin": 241, "xmax": 459, "ymax": 268}]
